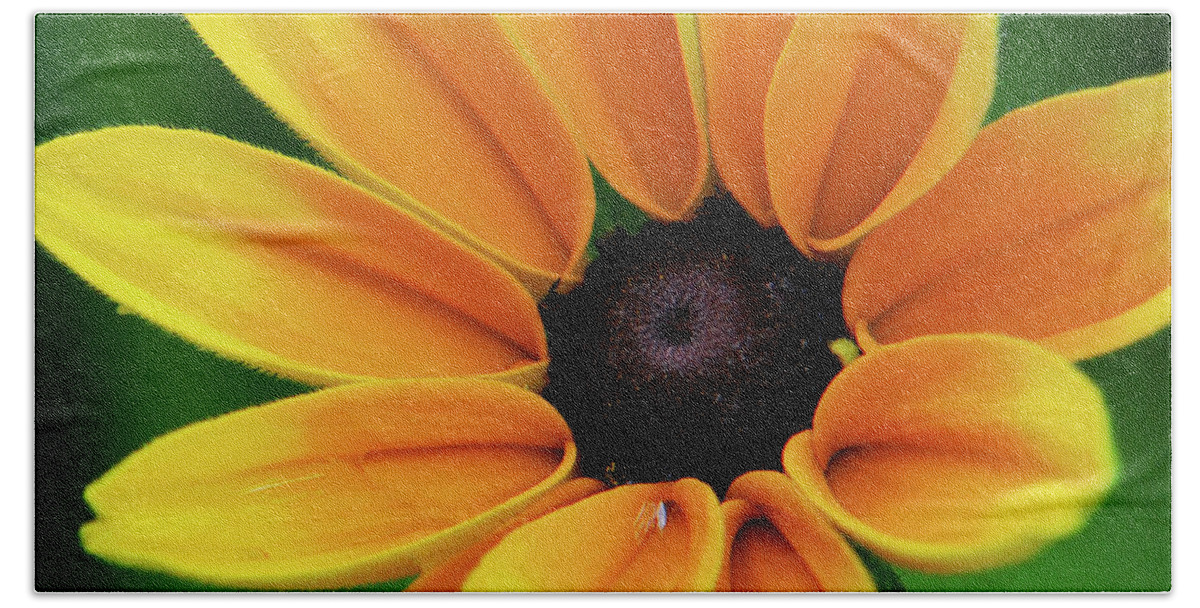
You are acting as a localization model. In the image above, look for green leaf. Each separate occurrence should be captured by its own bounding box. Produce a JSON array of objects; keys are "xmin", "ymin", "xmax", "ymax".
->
[
  {"xmin": 983, "ymin": 14, "xmax": 1171, "ymax": 124},
  {"xmin": 34, "ymin": 14, "xmax": 325, "ymax": 162},
  {"xmin": 587, "ymin": 164, "xmax": 650, "ymax": 260}
]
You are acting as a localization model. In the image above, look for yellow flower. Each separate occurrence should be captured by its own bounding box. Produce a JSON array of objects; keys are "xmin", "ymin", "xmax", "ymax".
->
[{"xmin": 33, "ymin": 14, "xmax": 1168, "ymax": 591}]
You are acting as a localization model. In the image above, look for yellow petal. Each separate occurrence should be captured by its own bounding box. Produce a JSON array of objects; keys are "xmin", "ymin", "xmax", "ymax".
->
[
  {"xmin": 80, "ymin": 379, "xmax": 577, "ymax": 589},
  {"xmin": 407, "ymin": 477, "xmax": 606, "ymax": 591},
  {"xmin": 502, "ymin": 14, "xmax": 710, "ymax": 221},
  {"xmin": 698, "ymin": 14, "xmax": 795, "ymax": 226},
  {"xmin": 187, "ymin": 14, "xmax": 594, "ymax": 294},
  {"xmin": 843, "ymin": 73, "xmax": 1171, "ymax": 360},
  {"xmin": 35, "ymin": 126, "xmax": 547, "ymax": 387},
  {"xmin": 718, "ymin": 471, "xmax": 874, "ymax": 592},
  {"xmin": 766, "ymin": 14, "xmax": 998, "ymax": 255},
  {"xmin": 782, "ymin": 334, "xmax": 1117, "ymax": 573},
  {"xmin": 462, "ymin": 479, "xmax": 724, "ymax": 591}
]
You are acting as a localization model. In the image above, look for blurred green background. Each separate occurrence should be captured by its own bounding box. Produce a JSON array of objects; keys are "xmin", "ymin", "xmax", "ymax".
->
[{"xmin": 34, "ymin": 14, "xmax": 1171, "ymax": 591}]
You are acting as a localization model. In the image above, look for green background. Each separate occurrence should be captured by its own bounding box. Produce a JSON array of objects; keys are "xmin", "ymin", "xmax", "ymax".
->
[{"xmin": 34, "ymin": 14, "xmax": 1171, "ymax": 591}]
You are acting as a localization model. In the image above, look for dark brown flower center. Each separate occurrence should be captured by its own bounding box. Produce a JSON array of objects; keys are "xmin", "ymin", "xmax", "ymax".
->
[{"xmin": 539, "ymin": 191, "xmax": 849, "ymax": 495}]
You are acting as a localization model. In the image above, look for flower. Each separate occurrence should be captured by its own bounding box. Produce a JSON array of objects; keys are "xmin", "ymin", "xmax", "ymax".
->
[{"xmin": 33, "ymin": 14, "xmax": 1168, "ymax": 591}]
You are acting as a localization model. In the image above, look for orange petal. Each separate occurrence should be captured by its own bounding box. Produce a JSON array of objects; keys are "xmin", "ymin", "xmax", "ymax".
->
[
  {"xmin": 187, "ymin": 14, "xmax": 594, "ymax": 294},
  {"xmin": 502, "ymin": 14, "xmax": 710, "ymax": 221},
  {"xmin": 698, "ymin": 14, "xmax": 795, "ymax": 226},
  {"xmin": 782, "ymin": 334, "xmax": 1117, "ymax": 573},
  {"xmin": 35, "ymin": 126, "xmax": 547, "ymax": 387},
  {"xmin": 843, "ymin": 73, "xmax": 1171, "ymax": 360},
  {"xmin": 407, "ymin": 477, "xmax": 606, "ymax": 591},
  {"xmin": 766, "ymin": 14, "xmax": 998, "ymax": 255},
  {"xmin": 80, "ymin": 379, "xmax": 577, "ymax": 589},
  {"xmin": 718, "ymin": 471, "xmax": 874, "ymax": 592},
  {"xmin": 462, "ymin": 479, "xmax": 724, "ymax": 591}
]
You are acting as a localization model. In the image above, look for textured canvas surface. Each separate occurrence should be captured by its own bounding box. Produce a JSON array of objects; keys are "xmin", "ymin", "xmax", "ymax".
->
[{"xmin": 34, "ymin": 13, "xmax": 1170, "ymax": 592}]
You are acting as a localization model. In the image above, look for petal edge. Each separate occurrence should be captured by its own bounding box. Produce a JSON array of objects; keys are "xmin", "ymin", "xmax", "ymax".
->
[
  {"xmin": 35, "ymin": 126, "xmax": 549, "ymax": 387},
  {"xmin": 81, "ymin": 379, "xmax": 577, "ymax": 589},
  {"xmin": 783, "ymin": 334, "xmax": 1117, "ymax": 573}
]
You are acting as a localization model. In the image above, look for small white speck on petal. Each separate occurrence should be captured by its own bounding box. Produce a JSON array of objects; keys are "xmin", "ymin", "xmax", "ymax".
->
[{"xmin": 636, "ymin": 500, "xmax": 670, "ymax": 533}]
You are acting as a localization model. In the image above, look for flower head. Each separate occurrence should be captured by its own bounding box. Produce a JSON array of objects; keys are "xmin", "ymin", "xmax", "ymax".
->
[{"xmin": 35, "ymin": 14, "xmax": 1168, "ymax": 591}]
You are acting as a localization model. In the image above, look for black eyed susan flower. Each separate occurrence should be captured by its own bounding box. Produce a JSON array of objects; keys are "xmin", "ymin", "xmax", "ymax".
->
[{"xmin": 34, "ymin": 14, "xmax": 1168, "ymax": 591}]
